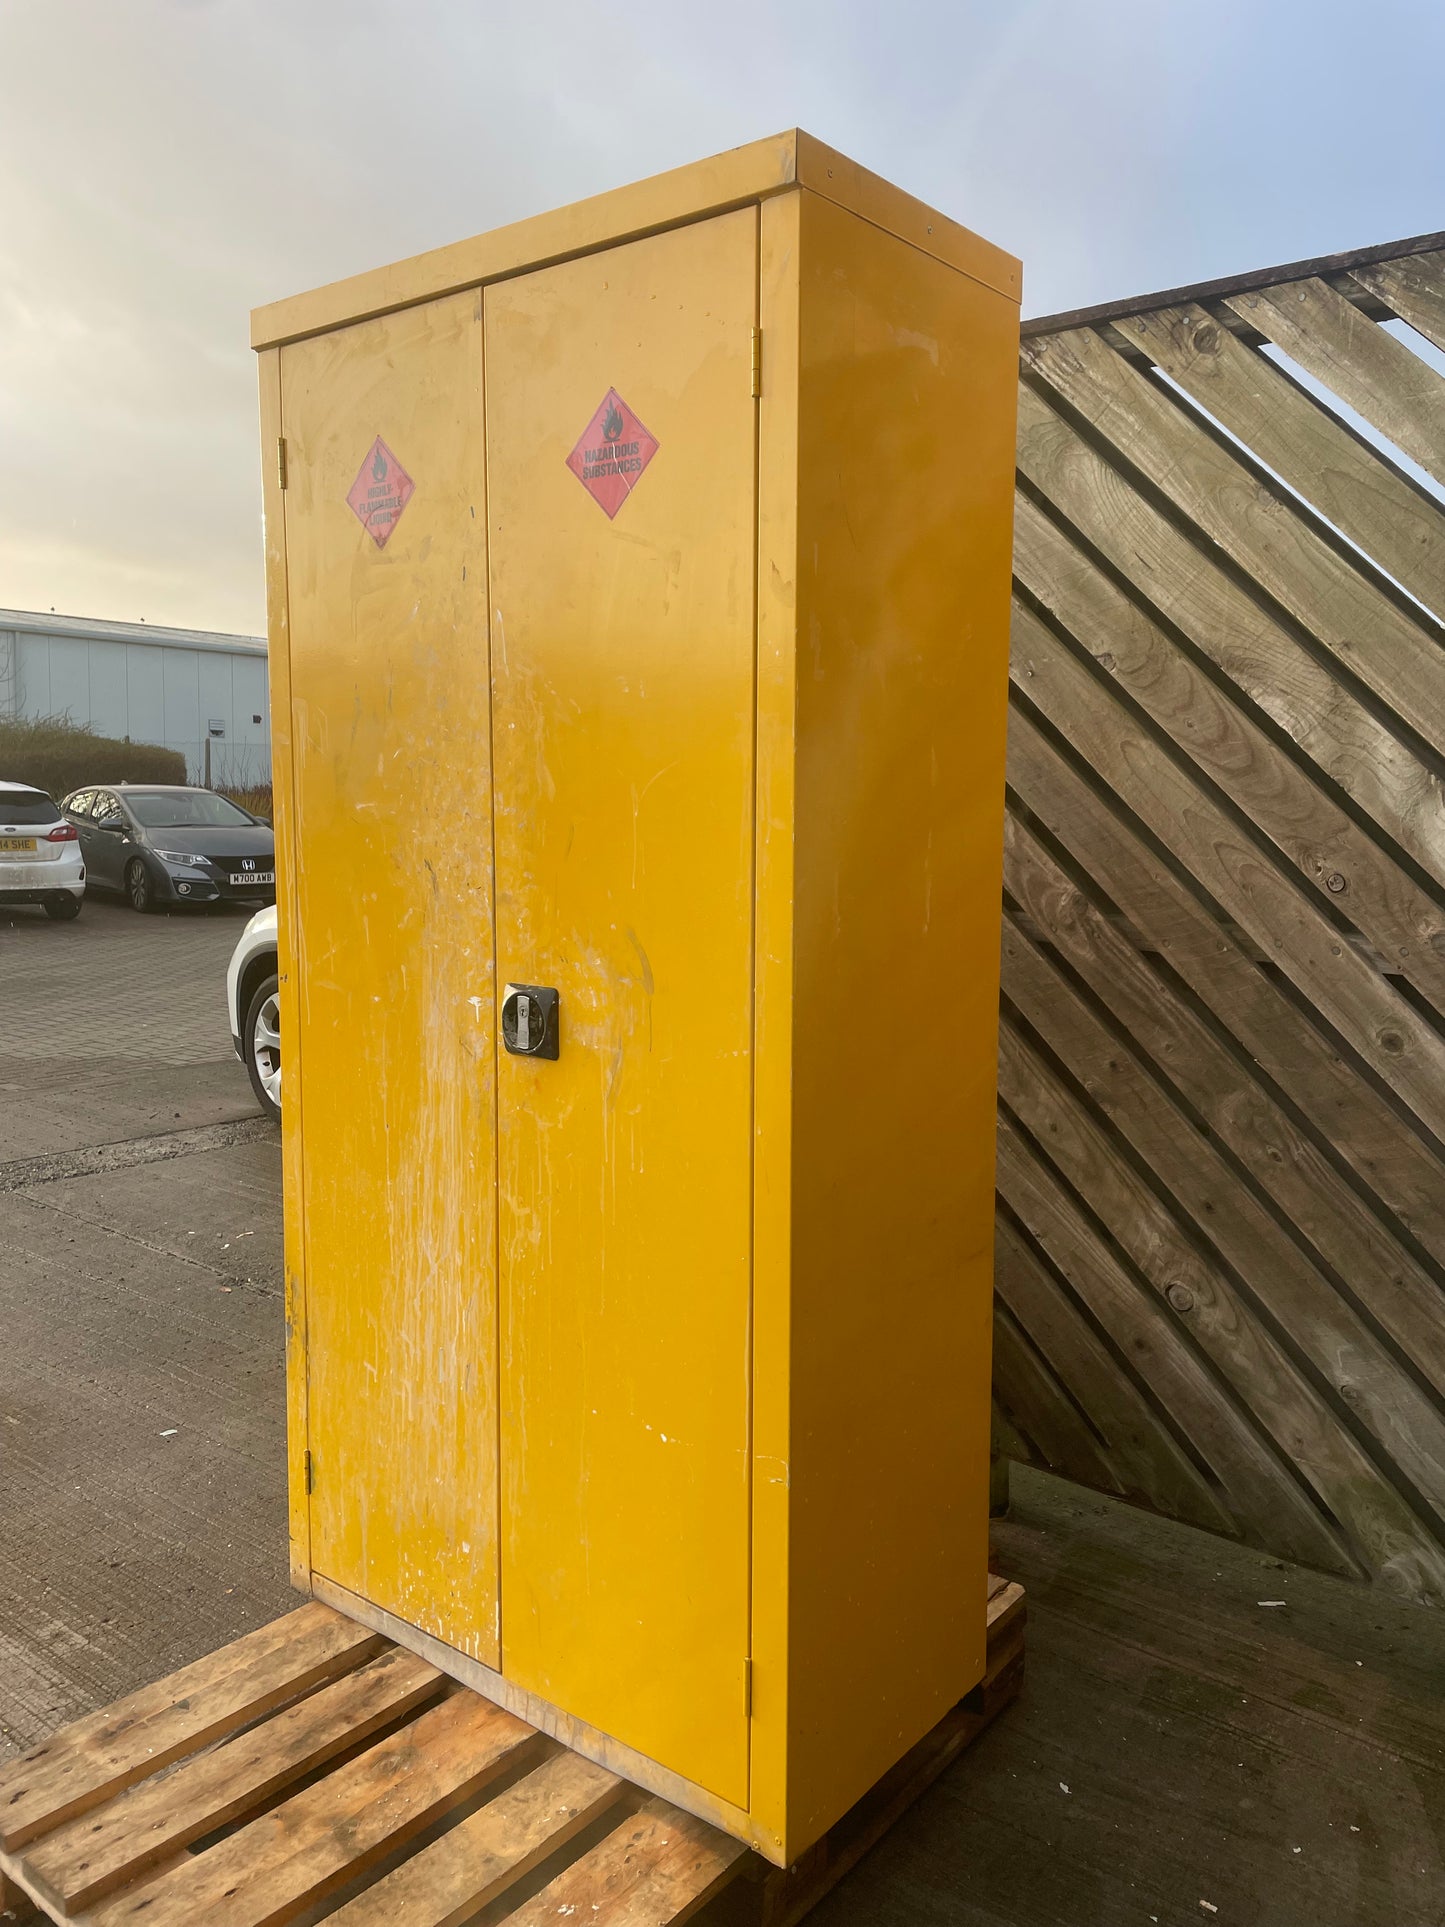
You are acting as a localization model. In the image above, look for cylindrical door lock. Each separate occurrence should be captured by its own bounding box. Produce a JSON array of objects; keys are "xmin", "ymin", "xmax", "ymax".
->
[{"xmin": 501, "ymin": 984, "xmax": 559, "ymax": 1059}]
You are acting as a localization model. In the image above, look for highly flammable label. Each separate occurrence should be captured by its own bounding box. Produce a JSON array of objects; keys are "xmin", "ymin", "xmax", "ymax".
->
[
  {"xmin": 346, "ymin": 437, "xmax": 415, "ymax": 548},
  {"xmin": 565, "ymin": 390, "xmax": 659, "ymax": 519}
]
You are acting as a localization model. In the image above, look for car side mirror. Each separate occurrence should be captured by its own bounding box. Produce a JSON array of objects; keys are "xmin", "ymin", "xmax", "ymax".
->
[{"xmin": 98, "ymin": 818, "xmax": 124, "ymax": 833}]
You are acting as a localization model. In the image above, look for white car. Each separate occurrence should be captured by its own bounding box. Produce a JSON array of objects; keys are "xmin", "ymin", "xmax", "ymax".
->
[
  {"xmin": 0, "ymin": 781, "xmax": 85, "ymax": 919},
  {"xmin": 227, "ymin": 902, "xmax": 280, "ymax": 1121}
]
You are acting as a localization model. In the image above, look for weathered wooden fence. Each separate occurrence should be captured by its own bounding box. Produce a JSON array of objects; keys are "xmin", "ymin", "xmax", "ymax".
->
[{"xmin": 995, "ymin": 232, "xmax": 1445, "ymax": 1604}]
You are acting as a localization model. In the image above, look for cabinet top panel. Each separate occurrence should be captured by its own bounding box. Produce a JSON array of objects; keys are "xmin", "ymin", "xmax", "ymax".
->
[{"xmin": 251, "ymin": 129, "xmax": 1020, "ymax": 352}]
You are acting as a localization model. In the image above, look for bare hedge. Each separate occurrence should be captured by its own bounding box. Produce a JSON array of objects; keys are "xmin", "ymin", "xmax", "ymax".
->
[{"xmin": 0, "ymin": 717, "xmax": 186, "ymax": 799}]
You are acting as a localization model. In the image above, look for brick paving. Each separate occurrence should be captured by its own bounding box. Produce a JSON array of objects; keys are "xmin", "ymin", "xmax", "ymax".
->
[{"xmin": 0, "ymin": 894, "xmax": 253, "ymax": 1065}]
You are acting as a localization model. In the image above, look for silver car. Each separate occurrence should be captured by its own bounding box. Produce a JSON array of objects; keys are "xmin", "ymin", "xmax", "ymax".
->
[{"xmin": 0, "ymin": 782, "xmax": 85, "ymax": 919}]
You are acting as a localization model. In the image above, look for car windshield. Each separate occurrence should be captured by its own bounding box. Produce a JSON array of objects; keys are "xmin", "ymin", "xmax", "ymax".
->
[
  {"xmin": 0, "ymin": 792, "xmax": 60, "ymax": 824},
  {"xmin": 125, "ymin": 791, "xmax": 257, "ymax": 829}
]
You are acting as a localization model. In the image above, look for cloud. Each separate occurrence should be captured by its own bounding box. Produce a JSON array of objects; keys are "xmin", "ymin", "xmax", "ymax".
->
[{"xmin": 2, "ymin": 0, "xmax": 1443, "ymax": 630}]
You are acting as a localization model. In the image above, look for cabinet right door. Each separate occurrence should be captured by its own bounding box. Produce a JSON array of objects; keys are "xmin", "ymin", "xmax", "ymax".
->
[{"xmin": 485, "ymin": 208, "xmax": 759, "ymax": 1807}]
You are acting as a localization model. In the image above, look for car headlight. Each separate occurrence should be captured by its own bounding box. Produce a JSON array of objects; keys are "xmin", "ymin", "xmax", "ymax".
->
[{"xmin": 155, "ymin": 850, "xmax": 209, "ymax": 868}]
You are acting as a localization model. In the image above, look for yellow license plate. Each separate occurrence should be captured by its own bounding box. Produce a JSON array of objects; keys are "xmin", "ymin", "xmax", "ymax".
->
[{"xmin": 0, "ymin": 836, "xmax": 36, "ymax": 853}]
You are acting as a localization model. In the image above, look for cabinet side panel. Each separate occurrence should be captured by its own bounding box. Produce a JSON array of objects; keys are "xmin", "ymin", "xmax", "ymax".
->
[
  {"xmin": 750, "ymin": 187, "xmax": 803, "ymax": 1866},
  {"xmin": 785, "ymin": 190, "xmax": 1018, "ymax": 1851},
  {"xmin": 259, "ymin": 347, "xmax": 310, "ymax": 1590}
]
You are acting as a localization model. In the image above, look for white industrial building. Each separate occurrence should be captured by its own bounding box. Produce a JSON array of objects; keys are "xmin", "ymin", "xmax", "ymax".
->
[{"xmin": 0, "ymin": 607, "xmax": 270, "ymax": 787}]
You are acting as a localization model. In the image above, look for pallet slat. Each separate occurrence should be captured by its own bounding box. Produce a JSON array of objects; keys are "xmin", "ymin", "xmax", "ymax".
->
[
  {"xmin": 0, "ymin": 1594, "xmax": 1023, "ymax": 1927},
  {"xmin": 327, "ymin": 1750, "xmax": 628, "ymax": 1927},
  {"xmin": 85, "ymin": 1693, "xmax": 540, "ymax": 1927},
  {"xmin": 0, "ymin": 1603, "xmax": 381, "ymax": 1853},
  {"xmin": 504, "ymin": 1799, "xmax": 744, "ymax": 1927},
  {"xmin": 25, "ymin": 1648, "xmax": 443, "ymax": 1914}
]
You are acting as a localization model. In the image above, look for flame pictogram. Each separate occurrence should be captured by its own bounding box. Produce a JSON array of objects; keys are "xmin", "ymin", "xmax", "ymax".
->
[
  {"xmin": 565, "ymin": 390, "xmax": 659, "ymax": 519},
  {"xmin": 347, "ymin": 437, "xmax": 415, "ymax": 547}
]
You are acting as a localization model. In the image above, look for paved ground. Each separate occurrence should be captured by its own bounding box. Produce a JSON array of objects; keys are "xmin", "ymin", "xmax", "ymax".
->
[
  {"xmin": 830, "ymin": 1470, "xmax": 1445, "ymax": 1927},
  {"xmin": 0, "ymin": 894, "xmax": 274, "ymax": 1159},
  {"xmin": 0, "ymin": 892, "xmax": 292, "ymax": 1753},
  {"xmin": 1, "ymin": 893, "xmax": 1441, "ymax": 1925}
]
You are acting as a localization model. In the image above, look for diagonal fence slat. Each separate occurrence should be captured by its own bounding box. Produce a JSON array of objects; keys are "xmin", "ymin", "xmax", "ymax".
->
[
  {"xmin": 994, "ymin": 1210, "xmax": 1233, "ymax": 1533},
  {"xmin": 1004, "ymin": 812, "xmax": 1445, "ymax": 1402},
  {"xmin": 1130, "ymin": 300, "xmax": 1445, "ymax": 624},
  {"xmin": 1003, "ymin": 914, "xmax": 1445, "ymax": 1548},
  {"xmin": 1351, "ymin": 252, "xmax": 1445, "ymax": 357},
  {"xmin": 1016, "ymin": 383, "xmax": 1445, "ymax": 889},
  {"xmin": 1228, "ymin": 278, "xmax": 1445, "ymax": 487},
  {"xmin": 999, "ymin": 236, "xmax": 1445, "ymax": 1604},
  {"xmin": 1013, "ymin": 490, "xmax": 1445, "ymax": 993},
  {"xmin": 995, "ymin": 1112, "xmax": 1351, "ymax": 1570},
  {"xmin": 1022, "ymin": 322, "xmax": 1445, "ymax": 758},
  {"xmin": 1009, "ymin": 597, "xmax": 1445, "ymax": 1142},
  {"xmin": 1006, "ymin": 710, "xmax": 1445, "ymax": 1261},
  {"xmin": 992, "ymin": 1301, "xmax": 1127, "ymax": 1498}
]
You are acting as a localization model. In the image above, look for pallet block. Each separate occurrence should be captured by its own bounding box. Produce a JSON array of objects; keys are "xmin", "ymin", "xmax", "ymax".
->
[{"xmin": 0, "ymin": 1579, "xmax": 1024, "ymax": 1927}]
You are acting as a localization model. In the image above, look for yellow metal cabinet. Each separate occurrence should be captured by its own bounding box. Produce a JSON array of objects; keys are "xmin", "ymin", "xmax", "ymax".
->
[{"xmin": 254, "ymin": 131, "xmax": 1020, "ymax": 1867}]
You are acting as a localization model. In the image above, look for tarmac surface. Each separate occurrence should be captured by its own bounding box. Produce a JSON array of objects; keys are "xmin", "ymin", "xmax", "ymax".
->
[
  {"xmin": 0, "ymin": 892, "xmax": 291, "ymax": 1756},
  {"xmin": 1, "ymin": 892, "xmax": 1440, "ymax": 1925}
]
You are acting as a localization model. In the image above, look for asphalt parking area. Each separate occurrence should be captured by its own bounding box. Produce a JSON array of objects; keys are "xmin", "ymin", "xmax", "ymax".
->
[{"xmin": 0, "ymin": 893, "xmax": 291, "ymax": 1755}]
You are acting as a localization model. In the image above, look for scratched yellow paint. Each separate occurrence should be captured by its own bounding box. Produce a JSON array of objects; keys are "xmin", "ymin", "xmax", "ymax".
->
[
  {"xmin": 277, "ymin": 291, "xmax": 501, "ymax": 1663},
  {"xmin": 261, "ymin": 135, "xmax": 1019, "ymax": 1867}
]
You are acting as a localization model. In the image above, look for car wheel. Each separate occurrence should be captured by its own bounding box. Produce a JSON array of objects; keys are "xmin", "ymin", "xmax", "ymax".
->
[
  {"xmin": 244, "ymin": 974, "xmax": 282, "ymax": 1123},
  {"xmin": 43, "ymin": 896, "xmax": 82, "ymax": 921},
  {"xmin": 126, "ymin": 858, "xmax": 156, "ymax": 913}
]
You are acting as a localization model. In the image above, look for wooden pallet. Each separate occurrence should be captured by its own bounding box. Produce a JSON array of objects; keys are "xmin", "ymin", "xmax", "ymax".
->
[{"xmin": 0, "ymin": 1577, "xmax": 1023, "ymax": 1927}]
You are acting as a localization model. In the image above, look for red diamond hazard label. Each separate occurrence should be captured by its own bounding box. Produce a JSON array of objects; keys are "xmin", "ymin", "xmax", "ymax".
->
[
  {"xmin": 565, "ymin": 390, "xmax": 659, "ymax": 519},
  {"xmin": 346, "ymin": 437, "xmax": 415, "ymax": 548}
]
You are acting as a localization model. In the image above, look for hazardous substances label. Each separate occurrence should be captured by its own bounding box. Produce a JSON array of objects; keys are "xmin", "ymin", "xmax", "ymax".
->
[
  {"xmin": 565, "ymin": 390, "xmax": 659, "ymax": 519},
  {"xmin": 346, "ymin": 437, "xmax": 415, "ymax": 548}
]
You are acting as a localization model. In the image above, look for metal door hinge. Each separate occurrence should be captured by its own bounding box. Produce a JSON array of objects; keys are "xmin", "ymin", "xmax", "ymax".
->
[
  {"xmin": 303, "ymin": 1447, "xmax": 314, "ymax": 1494},
  {"xmin": 750, "ymin": 329, "xmax": 762, "ymax": 399},
  {"xmin": 277, "ymin": 437, "xmax": 289, "ymax": 490},
  {"xmin": 744, "ymin": 1656, "xmax": 754, "ymax": 1716}
]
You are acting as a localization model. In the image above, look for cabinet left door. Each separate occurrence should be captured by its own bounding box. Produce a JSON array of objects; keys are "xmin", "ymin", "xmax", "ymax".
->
[{"xmin": 278, "ymin": 291, "xmax": 501, "ymax": 1663}]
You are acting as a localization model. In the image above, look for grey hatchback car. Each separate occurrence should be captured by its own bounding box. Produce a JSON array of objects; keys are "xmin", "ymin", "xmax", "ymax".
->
[{"xmin": 62, "ymin": 785, "xmax": 276, "ymax": 912}]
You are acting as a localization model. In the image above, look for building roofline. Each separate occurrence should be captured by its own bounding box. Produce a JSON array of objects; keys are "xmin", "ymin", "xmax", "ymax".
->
[{"xmin": 0, "ymin": 607, "xmax": 266, "ymax": 656}]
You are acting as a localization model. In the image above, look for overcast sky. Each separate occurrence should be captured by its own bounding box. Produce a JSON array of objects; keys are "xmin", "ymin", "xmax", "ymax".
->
[{"xmin": 3, "ymin": 0, "xmax": 1444, "ymax": 635}]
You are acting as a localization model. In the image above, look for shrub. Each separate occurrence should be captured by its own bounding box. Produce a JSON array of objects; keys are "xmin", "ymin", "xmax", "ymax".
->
[
  {"xmin": 0, "ymin": 716, "xmax": 187, "ymax": 799},
  {"xmin": 219, "ymin": 782, "xmax": 274, "ymax": 822}
]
